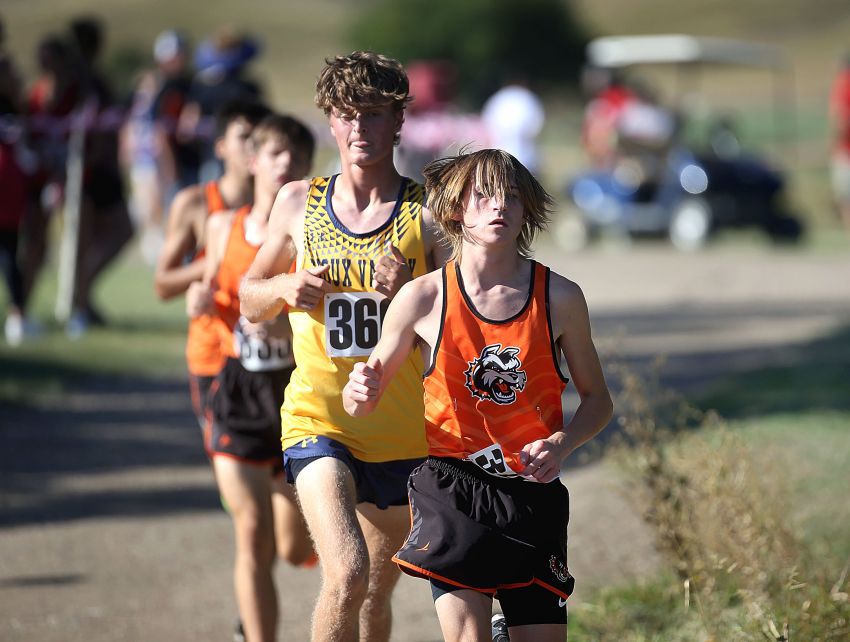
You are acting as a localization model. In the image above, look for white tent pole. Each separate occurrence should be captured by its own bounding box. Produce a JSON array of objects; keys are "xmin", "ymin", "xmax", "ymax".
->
[{"xmin": 55, "ymin": 100, "xmax": 96, "ymax": 324}]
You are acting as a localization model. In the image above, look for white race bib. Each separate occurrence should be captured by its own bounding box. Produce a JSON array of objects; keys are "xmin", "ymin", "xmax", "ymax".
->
[
  {"xmin": 465, "ymin": 443, "xmax": 521, "ymax": 479},
  {"xmin": 234, "ymin": 316, "xmax": 293, "ymax": 372},
  {"xmin": 324, "ymin": 292, "xmax": 389, "ymax": 357}
]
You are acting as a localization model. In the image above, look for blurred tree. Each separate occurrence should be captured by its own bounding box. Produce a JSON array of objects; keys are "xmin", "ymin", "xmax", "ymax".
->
[
  {"xmin": 106, "ymin": 43, "xmax": 148, "ymax": 101},
  {"xmin": 349, "ymin": 0, "xmax": 588, "ymax": 106}
]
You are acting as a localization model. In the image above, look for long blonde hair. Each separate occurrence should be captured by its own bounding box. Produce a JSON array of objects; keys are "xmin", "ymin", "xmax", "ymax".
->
[{"xmin": 423, "ymin": 149, "xmax": 553, "ymax": 260}]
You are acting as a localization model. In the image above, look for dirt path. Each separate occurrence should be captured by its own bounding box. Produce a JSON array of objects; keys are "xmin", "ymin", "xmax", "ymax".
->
[{"xmin": 2, "ymin": 244, "xmax": 849, "ymax": 641}]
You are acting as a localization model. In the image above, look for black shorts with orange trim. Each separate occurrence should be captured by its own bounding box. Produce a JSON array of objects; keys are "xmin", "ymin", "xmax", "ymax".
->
[
  {"xmin": 393, "ymin": 457, "xmax": 574, "ymax": 610},
  {"xmin": 207, "ymin": 358, "xmax": 291, "ymax": 475},
  {"xmin": 188, "ymin": 373, "xmax": 216, "ymax": 431}
]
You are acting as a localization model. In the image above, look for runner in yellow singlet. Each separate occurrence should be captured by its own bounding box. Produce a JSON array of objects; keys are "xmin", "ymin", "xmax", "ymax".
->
[{"xmin": 239, "ymin": 52, "xmax": 450, "ymax": 641}]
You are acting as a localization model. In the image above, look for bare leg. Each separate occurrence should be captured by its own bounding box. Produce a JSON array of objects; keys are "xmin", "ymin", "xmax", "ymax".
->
[
  {"xmin": 433, "ymin": 589, "xmax": 493, "ymax": 642},
  {"xmin": 509, "ymin": 623, "xmax": 568, "ymax": 642},
  {"xmin": 214, "ymin": 457, "xmax": 278, "ymax": 642},
  {"xmin": 295, "ymin": 458, "xmax": 369, "ymax": 642},
  {"xmin": 271, "ymin": 475, "xmax": 315, "ymax": 566},
  {"xmin": 355, "ymin": 503, "xmax": 409, "ymax": 642}
]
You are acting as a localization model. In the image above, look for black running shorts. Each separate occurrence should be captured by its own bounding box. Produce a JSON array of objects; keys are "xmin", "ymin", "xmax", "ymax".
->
[
  {"xmin": 393, "ymin": 457, "xmax": 575, "ymax": 603},
  {"xmin": 188, "ymin": 373, "xmax": 215, "ymax": 431},
  {"xmin": 207, "ymin": 358, "xmax": 291, "ymax": 475}
]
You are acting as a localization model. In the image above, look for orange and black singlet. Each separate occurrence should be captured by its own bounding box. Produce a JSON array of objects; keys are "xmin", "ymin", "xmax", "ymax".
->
[
  {"xmin": 186, "ymin": 180, "xmax": 230, "ymax": 376},
  {"xmin": 213, "ymin": 206, "xmax": 293, "ymax": 372},
  {"xmin": 423, "ymin": 260, "xmax": 570, "ymax": 476}
]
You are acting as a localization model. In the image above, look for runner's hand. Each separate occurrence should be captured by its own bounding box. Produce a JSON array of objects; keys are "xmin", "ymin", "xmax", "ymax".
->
[
  {"xmin": 343, "ymin": 359, "xmax": 383, "ymax": 416},
  {"xmin": 186, "ymin": 281, "xmax": 214, "ymax": 318},
  {"xmin": 373, "ymin": 244, "xmax": 411, "ymax": 298},
  {"xmin": 284, "ymin": 264, "xmax": 331, "ymax": 310},
  {"xmin": 519, "ymin": 437, "xmax": 568, "ymax": 483}
]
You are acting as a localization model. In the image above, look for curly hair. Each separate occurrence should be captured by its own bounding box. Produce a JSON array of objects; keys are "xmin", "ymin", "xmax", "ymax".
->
[
  {"xmin": 315, "ymin": 51, "xmax": 411, "ymax": 116},
  {"xmin": 423, "ymin": 149, "xmax": 553, "ymax": 260}
]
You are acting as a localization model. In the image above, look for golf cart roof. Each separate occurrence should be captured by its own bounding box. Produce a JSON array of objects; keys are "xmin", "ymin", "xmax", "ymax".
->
[{"xmin": 588, "ymin": 35, "xmax": 788, "ymax": 70}]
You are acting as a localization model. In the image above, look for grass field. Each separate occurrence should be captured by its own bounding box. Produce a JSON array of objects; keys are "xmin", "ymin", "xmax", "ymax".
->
[
  {"xmin": 0, "ymin": 249, "xmax": 187, "ymax": 403},
  {"xmin": 567, "ymin": 324, "xmax": 850, "ymax": 640}
]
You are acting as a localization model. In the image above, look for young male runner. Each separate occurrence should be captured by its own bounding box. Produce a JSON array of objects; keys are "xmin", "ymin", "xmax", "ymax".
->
[
  {"xmin": 239, "ymin": 52, "xmax": 450, "ymax": 641},
  {"xmin": 343, "ymin": 149, "xmax": 614, "ymax": 642},
  {"xmin": 188, "ymin": 113, "xmax": 316, "ymax": 642},
  {"xmin": 154, "ymin": 100, "xmax": 268, "ymax": 431}
]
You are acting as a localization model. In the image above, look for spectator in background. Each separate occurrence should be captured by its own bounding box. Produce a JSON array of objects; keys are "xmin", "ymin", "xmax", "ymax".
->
[
  {"xmin": 23, "ymin": 35, "xmax": 78, "ymax": 305},
  {"xmin": 1, "ymin": 41, "xmax": 39, "ymax": 345},
  {"xmin": 121, "ymin": 30, "xmax": 193, "ymax": 265},
  {"xmin": 121, "ymin": 68, "xmax": 166, "ymax": 264},
  {"xmin": 179, "ymin": 29, "xmax": 263, "ymax": 184},
  {"xmin": 481, "ymin": 76, "xmax": 545, "ymax": 175},
  {"xmin": 829, "ymin": 53, "xmax": 850, "ymax": 233},
  {"xmin": 150, "ymin": 30, "xmax": 197, "ymax": 195},
  {"xmin": 580, "ymin": 65, "xmax": 636, "ymax": 168},
  {"xmin": 66, "ymin": 16, "xmax": 134, "ymax": 335}
]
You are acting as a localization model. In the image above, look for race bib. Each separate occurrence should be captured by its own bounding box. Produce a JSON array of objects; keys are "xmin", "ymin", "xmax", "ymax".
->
[
  {"xmin": 234, "ymin": 316, "xmax": 293, "ymax": 372},
  {"xmin": 465, "ymin": 443, "xmax": 520, "ymax": 479},
  {"xmin": 324, "ymin": 292, "xmax": 389, "ymax": 357}
]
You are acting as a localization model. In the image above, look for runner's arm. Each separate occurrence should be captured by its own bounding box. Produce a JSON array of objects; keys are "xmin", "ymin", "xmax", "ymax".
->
[
  {"xmin": 519, "ymin": 276, "xmax": 613, "ymax": 482},
  {"xmin": 343, "ymin": 280, "xmax": 426, "ymax": 417},
  {"xmin": 186, "ymin": 212, "xmax": 231, "ymax": 318},
  {"xmin": 154, "ymin": 186, "xmax": 205, "ymax": 299},
  {"xmin": 240, "ymin": 181, "xmax": 331, "ymax": 321}
]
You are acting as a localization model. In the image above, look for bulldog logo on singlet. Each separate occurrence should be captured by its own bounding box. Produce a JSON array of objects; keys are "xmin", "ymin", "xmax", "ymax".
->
[{"xmin": 464, "ymin": 344, "xmax": 527, "ymax": 404}]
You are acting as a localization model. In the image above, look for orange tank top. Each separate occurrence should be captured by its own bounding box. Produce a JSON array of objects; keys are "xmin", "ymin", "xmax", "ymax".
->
[
  {"xmin": 186, "ymin": 181, "xmax": 229, "ymax": 376},
  {"xmin": 423, "ymin": 260, "xmax": 569, "ymax": 477},
  {"xmin": 214, "ymin": 206, "xmax": 256, "ymax": 354},
  {"xmin": 213, "ymin": 207, "xmax": 294, "ymax": 371}
]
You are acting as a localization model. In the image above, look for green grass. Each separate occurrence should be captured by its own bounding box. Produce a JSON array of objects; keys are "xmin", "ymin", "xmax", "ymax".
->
[
  {"xmin": 700, "ymin": 325, "xmax": 850, "ymax": 418},
  {"xmin": 697, "ymin": 328, "xmax": 850, "ymax": 561},
  {"xmin": 571, "ymin": 323, "xmax": 850, "ymax": 639},
  {"xmin": 0, "ymin": 246, "xmax": 188, "ymax": 404},
  {"xmin": 570, "ymin": 574, "xmax": 709, "ymax": 642}
]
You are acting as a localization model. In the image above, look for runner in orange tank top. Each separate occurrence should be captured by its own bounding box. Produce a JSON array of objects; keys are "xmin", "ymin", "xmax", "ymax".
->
[
  {"xmin": 187, "ymin": 113, "xmax": 316, "ymax": 642},
  {"xmin": 343, "ymin": 149, "xmax": 614, "ymax": 641},
  {"xmin": 154, "ymin": 100, "xmax": 268, "ymax": 431}
]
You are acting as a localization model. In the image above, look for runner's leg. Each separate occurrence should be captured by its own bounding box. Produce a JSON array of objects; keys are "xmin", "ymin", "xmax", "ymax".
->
[
  {"xmin": 355, "ymin": 502, "xmax": 409, "ymax": 642},
  {"xmin": 295, "ymin": 457, "xmax": 369, "ymax": 641},
  {"xmin": 508, "ymin": 623, "xmax": 568, "ymax": 642},
  {"xmin": 433, "ymin": 589, "xmax": 493, "ymax": 642},
  {"xmin": 214, "ymin": 457, "xmax": 277, "ymax": 642},
  {"xmin": 271, "ymin": 474, "xmax": 314, "ymax": 566}
]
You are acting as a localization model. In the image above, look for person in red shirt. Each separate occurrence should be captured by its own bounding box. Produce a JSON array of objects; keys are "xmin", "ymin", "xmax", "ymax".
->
[
  {"xmin": 0, "ymin": 48, "xmax": 36, "ymax": 345},
  {"xmin": 343, "ymin": 149, "xmax": 613, "ymax": 641},
  {"xmin": 580, "ymin": 66, "xmax": 636, "ymax": 168},
  {"xmin": 829, "ymin": 54, "xmax": 850, "ymax": 232}
]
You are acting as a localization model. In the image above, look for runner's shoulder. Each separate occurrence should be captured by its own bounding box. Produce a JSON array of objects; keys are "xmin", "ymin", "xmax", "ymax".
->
[
  {"xmin": 270, "ymin": 179, "xmax": 311, "ymax": 227},
  {"xmin": 395, "ymin": 268, "xmax": 443, "ymax": 313},
  {"xmin": 169, "ymin": 184, "xmax": 207, "ymax": 227}
]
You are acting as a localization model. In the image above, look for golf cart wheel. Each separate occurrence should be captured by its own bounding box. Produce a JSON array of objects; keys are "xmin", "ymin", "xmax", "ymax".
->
[
  {"xmin": 766, "ymin": 214, "xmax": 804, "ymax": 243},
  {"xmin": 553, "ymin": 209, "xmax": 590, "ymax": 252},
  {"xmin": 669, "ymin": 198, "xmax": 712, "ymax": 251}
]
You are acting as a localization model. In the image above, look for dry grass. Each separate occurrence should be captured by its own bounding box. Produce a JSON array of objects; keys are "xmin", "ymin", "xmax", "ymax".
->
[{"xmin": 610, "ymin": 360, "xmax": 850, "ymax": 641}]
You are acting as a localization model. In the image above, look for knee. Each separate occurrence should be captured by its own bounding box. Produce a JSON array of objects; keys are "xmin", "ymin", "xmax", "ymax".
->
[
  {"xmin": 275, "ymin": 533, "xmax": 314, "ymax": 567},
  {"xmin": 324, "ymin": 554, "xmax": 370, "ymax": 607},
  {"xmin": 233, "ymin": 513, "xmax": 275, "ymax": 563}
]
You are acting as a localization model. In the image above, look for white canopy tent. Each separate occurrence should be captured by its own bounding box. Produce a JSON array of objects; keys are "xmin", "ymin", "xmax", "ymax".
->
[
  {"xmin": 585, "ymin": 34, "xmax": 795, "ymax": 155},
  {"xmin": 587, "ymin": 35, "xmax": 789, "ymax": 70}
]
